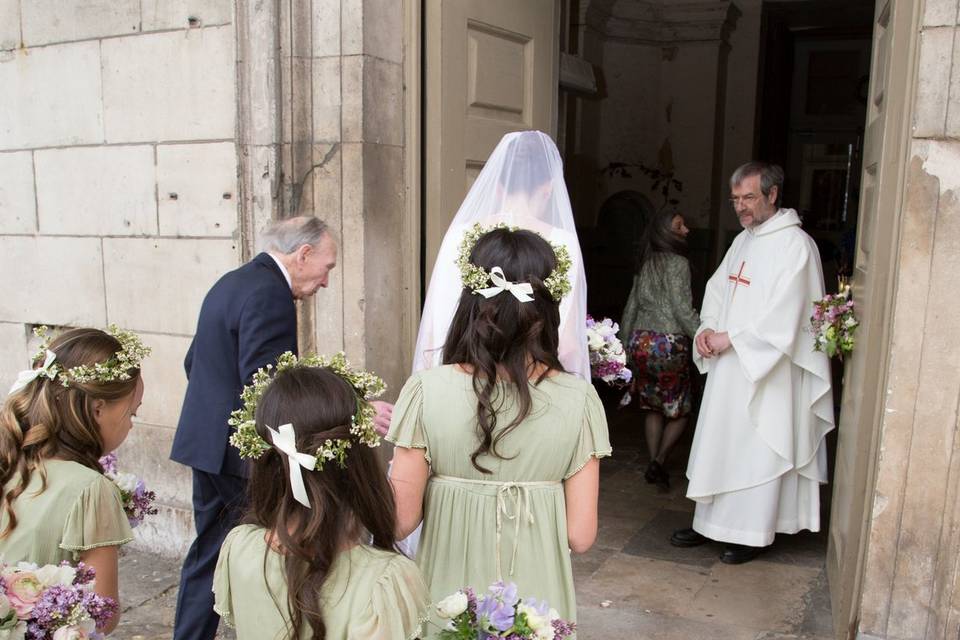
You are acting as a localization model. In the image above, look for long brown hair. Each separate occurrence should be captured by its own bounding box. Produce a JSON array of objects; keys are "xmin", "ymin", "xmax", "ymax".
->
[
  {"xmin": 442, "ymin": 228, "xmax": 564, "ymax": 473},
  {"xmin": 245, "ymin": 366, "xmax": 397, "ymax": 640},
  {"xmin": 0, "ymin": 328, "xmax": 141, "ymax": 537},
  {"xmin": 635, "ymin": 209, "xmax": 688, "ymax": 280}
]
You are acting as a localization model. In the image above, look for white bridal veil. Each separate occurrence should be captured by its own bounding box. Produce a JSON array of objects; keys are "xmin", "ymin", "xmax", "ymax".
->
[{"xmin": 412, "ymin": 130, "xmax": 590, "ymax": 379}]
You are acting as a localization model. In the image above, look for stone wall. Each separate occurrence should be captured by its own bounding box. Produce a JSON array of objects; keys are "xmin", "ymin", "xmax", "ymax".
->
[
  {"xmin": 858, "ymin": 1, "xmax": 960, "ymax": 637},
  {"xmin": 0, "ymin": 1, "xmax": 240, "ymax": 556}
]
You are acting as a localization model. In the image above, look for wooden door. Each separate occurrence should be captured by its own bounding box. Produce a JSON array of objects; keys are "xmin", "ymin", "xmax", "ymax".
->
[
  {"xmin": 826, "ymin": 0, "xmax": 920, "ymax": 637},
  {"xmin": 423, "ymin": 0, "xmax": 559, "ymax": 284}
]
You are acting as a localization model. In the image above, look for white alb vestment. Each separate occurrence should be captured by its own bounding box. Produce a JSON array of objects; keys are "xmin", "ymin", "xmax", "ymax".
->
[{"xmin": 687, "ymin": 209, "xmax": 834, "ymax": 547}]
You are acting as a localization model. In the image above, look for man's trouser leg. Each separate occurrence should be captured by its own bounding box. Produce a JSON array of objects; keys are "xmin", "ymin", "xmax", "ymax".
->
[{"xmin": 173, "ymin": 469, "xmax": 246, "ymax": 640}]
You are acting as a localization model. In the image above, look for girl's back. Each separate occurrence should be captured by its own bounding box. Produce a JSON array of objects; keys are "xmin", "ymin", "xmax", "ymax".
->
[{"xmin": 214, "ymin": 525, "xmax": 428, "ymax": 640}]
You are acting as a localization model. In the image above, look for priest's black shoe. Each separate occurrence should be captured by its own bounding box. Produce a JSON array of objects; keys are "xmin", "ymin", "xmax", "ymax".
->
[
  {"xmin": 720, "ymin": 543, "xmax": 764, "ymax": 564},
  {"xmin": 669, "ymin": 527, "xmax": 708, "ymax": 547}
]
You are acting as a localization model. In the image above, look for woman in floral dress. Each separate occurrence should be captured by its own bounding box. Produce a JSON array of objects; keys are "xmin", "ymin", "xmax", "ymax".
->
[{"xmin": 619, "ymin": 210, "xmax": 701, "ymax": 488}]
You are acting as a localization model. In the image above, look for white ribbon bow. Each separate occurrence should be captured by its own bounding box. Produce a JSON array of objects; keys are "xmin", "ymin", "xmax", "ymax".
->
[
  {"xmin": 475, "ymin": 266, "xmax": 535, "ymax": 303},
  {"xmin": 267, "ymin": 423, "xmax": 319, "ymax": 508},
  {"xmin": 8, "ymin": 350, "xmax": 58, "ymax": 396}
]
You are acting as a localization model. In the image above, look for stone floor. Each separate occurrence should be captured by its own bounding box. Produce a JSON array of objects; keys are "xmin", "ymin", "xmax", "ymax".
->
[{"xmin": 112, "ymin": 405, "xmax": 834, "ymax": 640}]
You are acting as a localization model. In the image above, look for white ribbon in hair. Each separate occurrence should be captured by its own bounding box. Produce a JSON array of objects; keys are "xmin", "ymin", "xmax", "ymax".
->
[
  {"xmin": 8, "ymin": 350, "xmax": 58, "ymax": 396},
  {"xmin": 267, "ymin": 423, "xmax": 318, "ymax": 508},
  {"xmin": 475, "ymin": 267, "xmax": 535, "ymax": 303}
]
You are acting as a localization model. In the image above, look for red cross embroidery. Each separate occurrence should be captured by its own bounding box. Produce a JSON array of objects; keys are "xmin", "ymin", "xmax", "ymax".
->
[{"xmin": 727, "ymin": 261, "xmax": 750, "ymax": 299}]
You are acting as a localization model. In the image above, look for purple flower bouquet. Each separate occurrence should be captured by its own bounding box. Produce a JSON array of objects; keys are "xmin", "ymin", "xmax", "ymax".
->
[
  {"xmin": 434, "ymin": 581, "xmax": 575, "ymax": 640},
  {"xmin": 585, "ymin": 315, "xmax": 632, "ymax": 387},
  {"xmin": 810, "ymin": 281, "xmax": 858, "ymax": 359},
  {"xmin": 99, "ymin": 453, "xmax": 158, "ymax": 528},
  {"xmin": 0, "ymin": 561, "xmax": 117, "ymax": 639}
]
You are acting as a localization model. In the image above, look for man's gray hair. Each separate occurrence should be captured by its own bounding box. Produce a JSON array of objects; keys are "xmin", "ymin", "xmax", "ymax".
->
[
  {"xmin": 260, "ymin": 216, "xmax": 331, "ymax": 254},
  {"xmin": 730, "ymin": 162, "xmax": 784, "ymax": 206}
]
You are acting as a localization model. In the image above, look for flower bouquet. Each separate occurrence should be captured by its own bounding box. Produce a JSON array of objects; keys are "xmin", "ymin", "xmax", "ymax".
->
[
  {"xmin": 99, "ymin": 453, "xmax": 157, "ymax": 528},
  {"xmin": 0, "ymin": 560, "xmax": 117, "ymax": 639},
  {"xmin": 811, "ymin": 281, "xmax": 859, "ymax": 359},
  {"xmin": 434, "ymin": 581, "xmax": 575, "ymax": 640},
  {"xmin": 585, "ymin": 316, "xmax": 632, "ymax": 387}
]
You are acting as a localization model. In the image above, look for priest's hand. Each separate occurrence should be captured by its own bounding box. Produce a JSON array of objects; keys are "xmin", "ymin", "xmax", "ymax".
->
[
  {"xmin": 706, "ymin": 331, "xmax": 731, "ymax": 355},
  {"xmin": 371, "ymin": 400, "xmax": 394, "ymax": 436},
  {"xmin": 695, "ymin": 329, "xmax": 716, "ymax": 358}
]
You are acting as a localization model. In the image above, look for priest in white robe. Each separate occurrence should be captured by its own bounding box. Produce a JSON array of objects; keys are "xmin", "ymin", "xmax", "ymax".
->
[{"xmin": 670, "ymin": 162, "xmax": 835, "ymax": 564}]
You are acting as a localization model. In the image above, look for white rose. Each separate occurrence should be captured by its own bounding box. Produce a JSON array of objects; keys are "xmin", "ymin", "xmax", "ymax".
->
[
  {"xmin": 587, "ymin": 332, "xmax": 605, "ymax": 351},
  {"xmin": 0, "ymin": 621, "xmax": 26, "ymax": 640},
  {"xmin": 110, "ymin": 472, "xmax": 139, "ymax": 494},
  {"xmin": 435, "ymin": 591, "xmax": 468, "ymax": 619},
  {"xmin": 518, "ymin": 604, "xmax": 550, "ymax": 633},
  {"xmin": 52, "ymin": 624, "xmax": 90, "ymax": 640},
  {"xmin": 36, "ymin": 563, "xmax": 76, "ymax": 587},
  {"xmin": 534, "ymin": 627, "xmax": 555, "ymax": 640}
]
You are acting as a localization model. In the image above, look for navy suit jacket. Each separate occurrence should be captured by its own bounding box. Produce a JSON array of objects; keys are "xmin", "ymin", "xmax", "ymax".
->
[{"xmin": 170, "ymin": 253, "xmax": 298, "ymax": 477}]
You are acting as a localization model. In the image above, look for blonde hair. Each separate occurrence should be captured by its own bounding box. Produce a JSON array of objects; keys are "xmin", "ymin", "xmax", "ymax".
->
[{"xmin": 0, "ymin": 328, "xmax": 141, "ymax": 537}]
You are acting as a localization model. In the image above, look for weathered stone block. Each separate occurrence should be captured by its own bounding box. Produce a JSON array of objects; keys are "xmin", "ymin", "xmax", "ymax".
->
[
  {"xmin": 0, "ymin": 151, "xmax": 36, "ymax": 233},
  {"xmin": 0, "ymin": 236, "xmax": 106, "ymax": 326},
  {"xmin": 313, "ymin": 56, "xmax": 342, "ymax": 142},
  {"xmin": 312, "ymin": 0, "xmax": 341, "ymax": 57},
  {"xmin": 0, "ymin": 0, "xmax": 19, "ymax": 50},
  {"xmin": 101, "ymin": 26, "xmax": 236, "ymax": 143},
  {"xmin": 35, "ymin": 146, "xmax": 157, "ymax": 236},
  {"xmin": 342, "ymin": 56, "xmax": 363, "ymax": 143},
  {"xmin": 102, "ymin": 237, "xmax": 238, "ymax": 335},
  {"xmin": 310, "ymin": 143, "xmax": 341, "ymax": 221},
  {"xmin": 923, "ymin": 0, "xmax": 959, "ymax": 27},
  {"xmin": 21, "ymin": 0, "xmax": 139, "ymax": 46},
  {"xmin": 130, "ymin": 333, "xmax": 192, "ymax": 428},
  {"xmin": 0, "ymin": 322, "xmax": 29, "ymax": 395},
  {"xmin": 946, "ymin": 29, "xmax": 960, "ymax": 138},
  {"xmin": 0, "ymin": 42, "xmax": 103, "ymax": 150},
  {"xmin": 338, "ymin": 142, "xmax": 363, "ymax": 360},
  {"xmin": 141, "ymin": 0, "xmax": 233, "ymax": 31},
  {"xmin": 914, "ymin": 27, "xmax": 954, "ymax": 138},
  {"xmin": 362, "ymin": 57, "xmax": 403, "ymax": 146},
  {"xmin": 157, "ymin": 142, "xmax": 238, "ymax": 237},
  {"xmin": 341, "ymin": 0, "xmax": 402, "ymax": 63},
  {"xmin": 116, "ymin": 422, "xmax": 190, "ymax": 506}
]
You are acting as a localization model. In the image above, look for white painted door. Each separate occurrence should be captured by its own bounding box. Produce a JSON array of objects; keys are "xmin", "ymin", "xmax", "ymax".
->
[
  {"xmin": 423, "ymin": 0, "xmax": 559, "ymax": 284},
  {"xmin": 826, "ymin": 0, "xmax": 920, "ymax": 637}
]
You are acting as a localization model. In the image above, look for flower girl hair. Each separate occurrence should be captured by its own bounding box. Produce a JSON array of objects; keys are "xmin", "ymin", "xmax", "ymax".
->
[
  {"xmin": 442, "ymin": 227, "xmax": 565, "ymax": 474},
  {"xmin": 243, "ymin": 366, "xmax": 398, "ymax": 639},
  {"xmin": 0, "ymin": 328, "xmax": 143, "ymax": 537}
]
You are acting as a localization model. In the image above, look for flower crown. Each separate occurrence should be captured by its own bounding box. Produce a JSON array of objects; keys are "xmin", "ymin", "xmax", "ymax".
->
[
  {"xmin": 227, "ymin": 351, "xmax": 386, "ymax": 470},
  {"xmin": 456, "ymin": 223, "xmax": 572, "ymax": 302},
  {"xmin": 30, "ymin": 325, "xmax": 151, "ymax": 388}
]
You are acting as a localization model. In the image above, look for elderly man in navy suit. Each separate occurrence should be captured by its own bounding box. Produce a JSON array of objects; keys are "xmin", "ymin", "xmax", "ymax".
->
[{"xmin": 170, "ymin": 216, "xmax": 369, "ymax": 639}]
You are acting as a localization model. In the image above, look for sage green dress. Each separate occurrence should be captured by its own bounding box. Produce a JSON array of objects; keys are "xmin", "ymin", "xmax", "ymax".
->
[
  {"xmin": 0, "ymin": 459, "xmax": 134, "ymax": 564},
  {"xmin": 213, "ymin": 524, "xmax": 430, "ymax": 640},
  {"xmin": 386, "ymin": 365, "xmax": 611, "ymax": 624}
]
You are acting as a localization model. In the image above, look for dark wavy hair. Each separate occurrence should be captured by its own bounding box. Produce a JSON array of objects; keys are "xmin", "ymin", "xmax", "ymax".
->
[
  {"xmin": 245, "ymin": 367, "xmax": 397, "ymax": 640},
  {"xmin": 635, "ymin": 209, "xmax": 688, "ymax": 280},
  {"xmin": 0, "ymin": 328, "xmax": 141, "ymax": 538},
  {"xmin": 442, "ymin": 228, "xmax": 564, "ymax": 473}
]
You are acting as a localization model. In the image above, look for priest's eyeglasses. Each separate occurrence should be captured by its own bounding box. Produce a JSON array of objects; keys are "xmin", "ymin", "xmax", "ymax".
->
[{"xmin": 729, "ymin": 193, "xmax": 759, "ymax": 206}]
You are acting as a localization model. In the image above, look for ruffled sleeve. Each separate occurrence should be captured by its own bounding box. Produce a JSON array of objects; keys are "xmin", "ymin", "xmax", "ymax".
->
[
  {"xmin": 385, "ymin": 374, "xmax": 431, "ymax": 464},
  {"xmin": 59, "ymin": 474, "xmax": 134, "ymax": 556},
  {"xmin": 348, "ymin": 556, "xmax": 430, "ymax": 640},
  {"xmin": 212, "ymin": 527, "xmax": 239, "ymax": 628},
  {"xmin": 565, "ymin": 384, "xmax": 612, "ymax": 479}
]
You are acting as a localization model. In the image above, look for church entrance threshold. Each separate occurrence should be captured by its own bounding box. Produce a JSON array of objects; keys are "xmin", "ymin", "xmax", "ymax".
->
[{"xmin": 575, "ymin": 406, "xmax": 833, "ymax": 639}]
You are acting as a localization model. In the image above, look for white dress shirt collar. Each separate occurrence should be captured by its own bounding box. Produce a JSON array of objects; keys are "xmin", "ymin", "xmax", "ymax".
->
[{"xmin": 267, "ymin": 253, "xmax": 293, "ymax": 291}]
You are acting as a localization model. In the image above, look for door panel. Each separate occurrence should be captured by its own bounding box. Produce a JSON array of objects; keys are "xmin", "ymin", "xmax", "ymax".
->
[
  {"xmin": 424, "ymin": 0, "xmax": 558, "ymax": 284},
  {"xmin": 826, "ymin": 0, "xmax": 919, "ymax": 637}
]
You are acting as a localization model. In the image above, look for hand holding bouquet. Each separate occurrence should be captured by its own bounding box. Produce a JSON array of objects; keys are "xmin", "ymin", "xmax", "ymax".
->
[
  {"xmin": 434, "ymin": 581, "xmax": 575, "ymax": 640},
  {"xmin": 99, "ymin": 453, "xmax": 158, "ymax": 528},
  {"xmin": 0, "ymin": 560, "xmax": 116, "ymax": 639},
  {"xmin": 811, "ymin": 280, "xmax": 858, "ymax": 359},
  {"xmin": 585, "ymin": 316, "xmax": 632, "ymax": 387}
]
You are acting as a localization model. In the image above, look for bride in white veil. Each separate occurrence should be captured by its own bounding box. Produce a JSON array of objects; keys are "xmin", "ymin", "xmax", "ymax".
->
[
  {"xmin": 396, "ymin": 131, "xmax": 589, "ymax": 557},
  {"xmin": 413, "ymin": 130, "xmax": 589, "ymax": 379}
]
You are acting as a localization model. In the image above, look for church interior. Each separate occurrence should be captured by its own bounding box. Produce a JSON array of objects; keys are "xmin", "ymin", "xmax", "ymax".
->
[{"xmin": 559, "ymin": 1, "xmax": 876, "ymax": 636}]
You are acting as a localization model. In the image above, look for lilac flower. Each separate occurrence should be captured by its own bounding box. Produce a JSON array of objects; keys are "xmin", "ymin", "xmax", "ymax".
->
[
  {"xmin": 98, "ymin": 453, "xmax": 118, "ymax": 475},
  {"xmin": 551, "ymin": 617, "xmax": 577, "ymax": 639}
]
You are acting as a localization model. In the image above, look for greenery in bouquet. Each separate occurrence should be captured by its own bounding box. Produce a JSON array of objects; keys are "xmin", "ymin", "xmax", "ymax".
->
[
  {"xmin": 99, "ymin": 453, "xmax": 158, "ymax": 528},
  {"xmin": 810, "ymin": 282, "xmax": 858, "ymax": 359},
  {"xmin": 433, "ymin": 581, "xmax": 575, "ymax": 640},
  {"xmin": 585, "ymin": 316, "xmax": 632, "ymax": 387},
  {"xmin": 0, "ymin": 560, "xmax": 117, "ymax": 639}
]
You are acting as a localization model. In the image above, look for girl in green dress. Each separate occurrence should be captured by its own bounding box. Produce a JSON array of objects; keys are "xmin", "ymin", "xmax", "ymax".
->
[
  {"xmin": 214, "ymin": 364, "xmax": 430, "ymax": 640},
  {"xmin": 388, "ymin": 227, "xmax": 611, "ymax": 626},
  {"xmin": 0, "ymin": 327, "xmax": 149, "ymax": 635}
]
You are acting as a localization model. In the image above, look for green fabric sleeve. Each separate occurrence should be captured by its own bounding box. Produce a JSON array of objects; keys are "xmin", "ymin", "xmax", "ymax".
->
[
  {"xmin": 385, "ymin": 374, "xmax": 431, "ymax": 464},
  {"xmin": 59, "ymin": 474, "xmax": 134, "ymax": 555},
  {"xmin": 348, "ymin": 556, "xmax": 431, "ymax": 640},
  {"xmin": 565, "ymin": 384, "xmax": 613, "ymax": 479}
]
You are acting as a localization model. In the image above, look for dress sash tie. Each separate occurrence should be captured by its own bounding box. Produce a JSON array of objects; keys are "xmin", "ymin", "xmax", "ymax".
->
[{"xmin": 432, "ymin": 475, "xmax": 561, "ymax": 580}]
